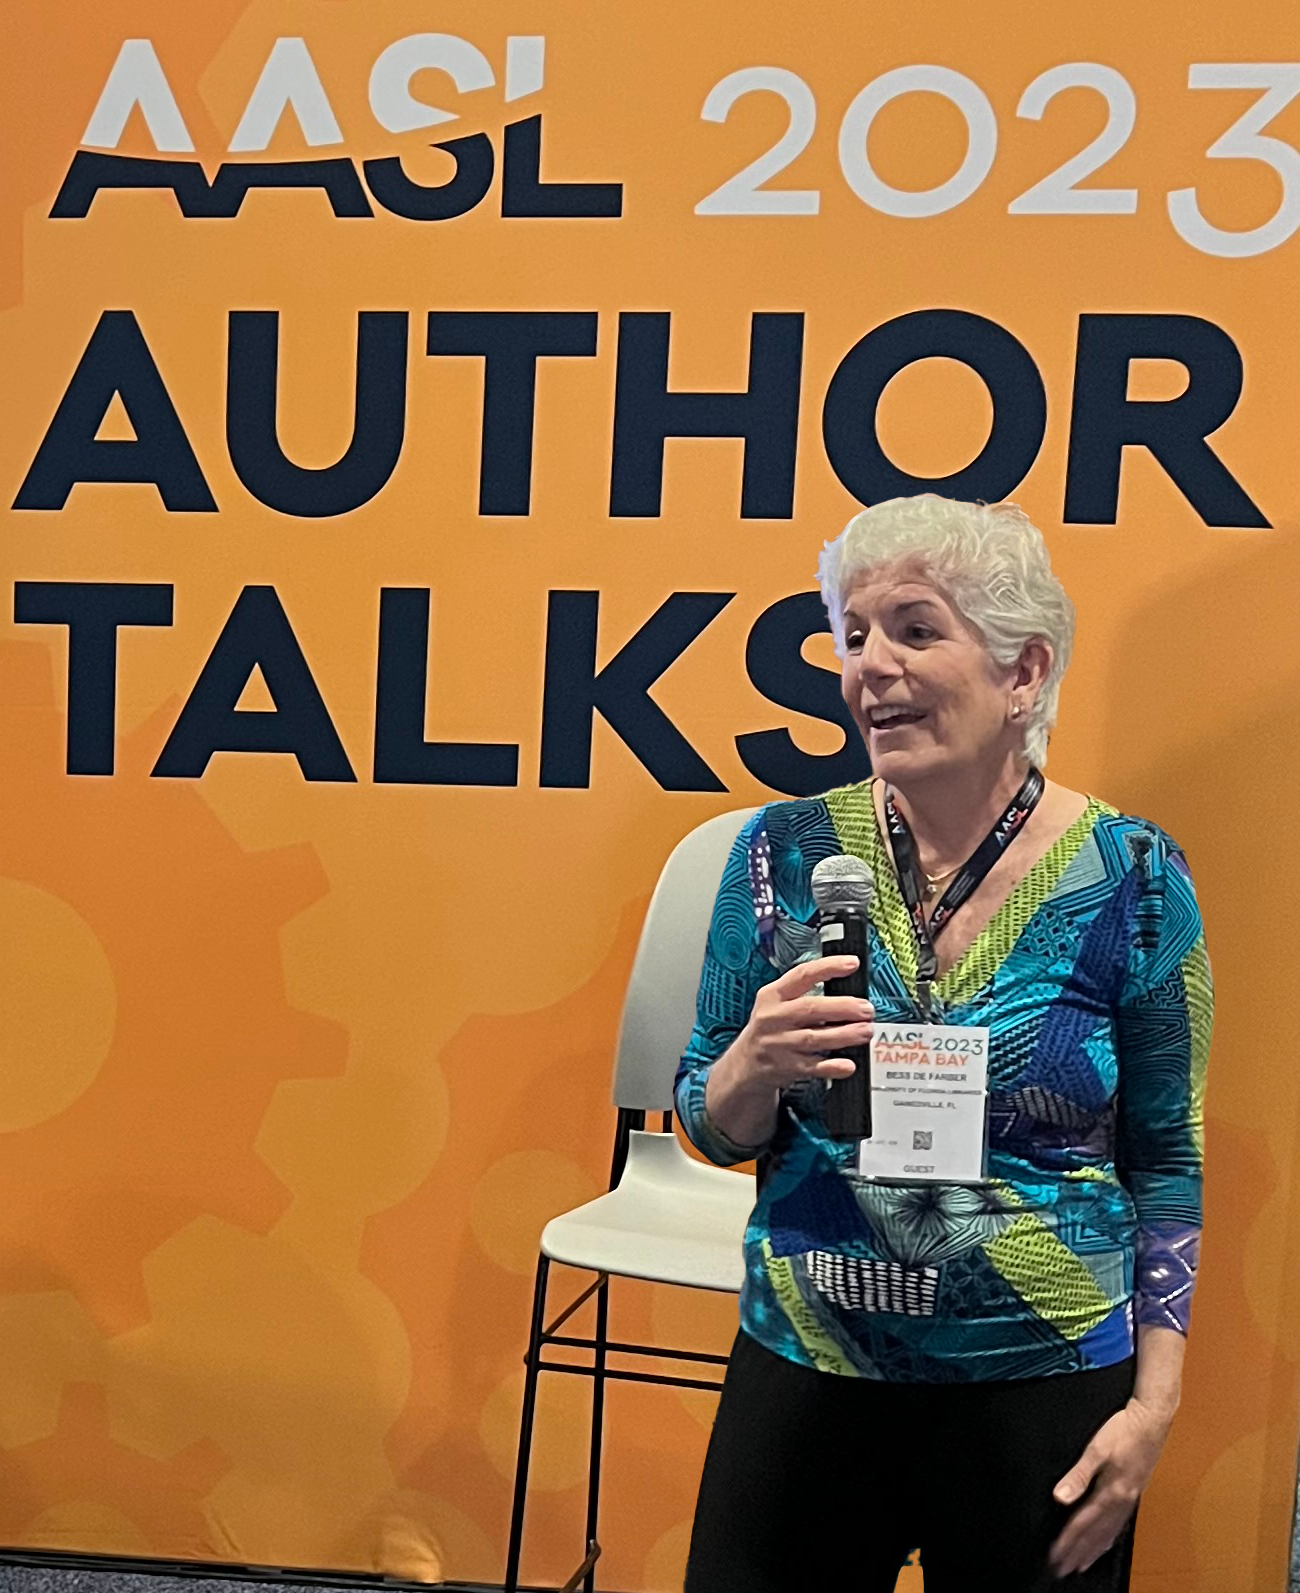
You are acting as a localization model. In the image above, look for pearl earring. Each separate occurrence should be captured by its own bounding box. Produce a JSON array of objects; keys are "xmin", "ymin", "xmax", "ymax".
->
[{"xmin": 1011, "ymin": 704, "xmax": 1023, "ymax": 720}]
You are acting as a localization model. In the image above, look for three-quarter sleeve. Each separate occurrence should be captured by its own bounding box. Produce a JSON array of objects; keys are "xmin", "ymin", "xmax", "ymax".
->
[
  {"xmin": 1115, "ymin": 834, "xmax": 1214, "ymax": 1335},
  {"xmin": 674, "ymin": 810, "xmax": 782, "ymax": 1166}
]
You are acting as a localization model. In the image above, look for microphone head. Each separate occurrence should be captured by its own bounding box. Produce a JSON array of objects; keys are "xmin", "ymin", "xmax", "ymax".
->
[{"xmin": 811, "ymin": 854, "xmax": 875, "ymax": 913}]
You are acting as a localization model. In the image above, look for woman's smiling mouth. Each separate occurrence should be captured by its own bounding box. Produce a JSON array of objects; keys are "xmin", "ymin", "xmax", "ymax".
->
[{"xmin": 868, "ymin": 705, "xmax": 927, "ymax": 731}]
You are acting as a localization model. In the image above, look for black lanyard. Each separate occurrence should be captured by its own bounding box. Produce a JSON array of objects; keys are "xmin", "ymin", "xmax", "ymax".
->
[{"xmin": 885, "ymin": 767, "xmax": 1045, "ymax": 1018}]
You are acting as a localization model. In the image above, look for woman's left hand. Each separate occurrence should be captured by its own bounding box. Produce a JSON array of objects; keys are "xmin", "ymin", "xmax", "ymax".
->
[{"xmin": 1048, "ymin": 1397, "xmax": 1174, "ymax": 1577}]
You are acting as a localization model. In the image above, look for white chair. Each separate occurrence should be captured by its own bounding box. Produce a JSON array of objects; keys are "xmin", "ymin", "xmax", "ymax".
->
[{"xmin": 503, "ymin": 807, "xmax": 759, "ymax": 1593}]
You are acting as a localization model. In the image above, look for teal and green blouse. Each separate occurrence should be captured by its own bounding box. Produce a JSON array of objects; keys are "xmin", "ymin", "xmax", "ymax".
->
[{"xmin": 674, "ymin": 781, "xmax": 1213, "ymax": 1383}]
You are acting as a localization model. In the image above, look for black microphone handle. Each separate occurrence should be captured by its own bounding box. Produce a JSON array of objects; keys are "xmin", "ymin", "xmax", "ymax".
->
[{"xmin": 819, "ymin": 910, "xmax": 873, "ymax": 1141}]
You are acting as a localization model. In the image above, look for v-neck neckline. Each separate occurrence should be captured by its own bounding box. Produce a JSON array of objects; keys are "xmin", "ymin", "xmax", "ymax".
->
[{"xmin": 826, "ymin": 780, "xmax": 1110, "ymax": 1010}]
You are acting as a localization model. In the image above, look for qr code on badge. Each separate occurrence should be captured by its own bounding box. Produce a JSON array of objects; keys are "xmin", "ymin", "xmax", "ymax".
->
[{"xmin": 912, "ymin": 1131, "xmax": 933, "ymax": 1150}]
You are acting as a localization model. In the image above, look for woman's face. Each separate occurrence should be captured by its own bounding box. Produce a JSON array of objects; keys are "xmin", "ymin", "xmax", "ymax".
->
[{"xmin": 839, "ymin": 564, "xmax": 1025, "ymax": 786}]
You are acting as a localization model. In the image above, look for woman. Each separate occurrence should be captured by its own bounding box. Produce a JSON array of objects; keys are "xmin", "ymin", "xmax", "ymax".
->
[{"xmin": 675, "ymin": 495, "xmax": 1211, "ymax": 1593}]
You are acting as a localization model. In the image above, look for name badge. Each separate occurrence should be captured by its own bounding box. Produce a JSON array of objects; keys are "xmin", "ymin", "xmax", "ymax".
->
[{"xmin": 856, "ymin": 1023, "xmax": 990, "ymax": 1183}]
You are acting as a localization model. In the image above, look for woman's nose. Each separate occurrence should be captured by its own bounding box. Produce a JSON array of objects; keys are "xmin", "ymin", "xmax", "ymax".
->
[{"xmin": 856, "ymin": 630, "xmax": 902, "ymax": 683}]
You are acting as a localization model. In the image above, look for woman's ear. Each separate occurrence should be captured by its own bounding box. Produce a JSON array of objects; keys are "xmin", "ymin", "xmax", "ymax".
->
[{"xmin": 1016, "ymin": 637, "xmax": 1053, "ymax": 696}]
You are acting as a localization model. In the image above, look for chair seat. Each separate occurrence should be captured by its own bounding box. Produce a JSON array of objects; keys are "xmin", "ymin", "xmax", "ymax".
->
[{"xmin": 541, "ymin": 1130, "xmax": 755, "ymax": 1292}]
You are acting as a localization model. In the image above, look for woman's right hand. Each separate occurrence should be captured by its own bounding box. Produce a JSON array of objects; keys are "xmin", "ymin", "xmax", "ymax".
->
[
  {"xmin": 702, "ymin": 956, "xmax": 875, "ymax": 1149},
  {"xmin": 731, "ymin": 955, "xmax": 876, "ymax": 1091}
]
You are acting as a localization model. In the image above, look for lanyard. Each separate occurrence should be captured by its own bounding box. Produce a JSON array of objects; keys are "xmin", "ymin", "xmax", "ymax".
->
[{"xmin": 884, "ymin": 767, "xmax": 1045, "ymax": 1018}]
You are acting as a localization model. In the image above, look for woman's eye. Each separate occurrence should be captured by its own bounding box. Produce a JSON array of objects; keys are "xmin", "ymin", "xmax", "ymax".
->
[
  {"xmin": 907, "ymin": 625, "xmax": 936, "ymax": 643},
  {"xmin": 845, "ymin": 631, "xmax": 865, "ymax": 652}
]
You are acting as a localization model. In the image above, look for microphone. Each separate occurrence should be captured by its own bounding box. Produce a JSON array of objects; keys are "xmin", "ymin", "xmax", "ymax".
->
[{"xmin": 810, "ymin": 855, "xmax": 875, "ymax": 1141}]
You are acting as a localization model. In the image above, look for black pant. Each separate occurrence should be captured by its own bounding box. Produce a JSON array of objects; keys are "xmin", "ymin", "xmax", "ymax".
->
[{"xmin": 685, "ymin": 1331, "xmax": 1137, "ymax": 1593}]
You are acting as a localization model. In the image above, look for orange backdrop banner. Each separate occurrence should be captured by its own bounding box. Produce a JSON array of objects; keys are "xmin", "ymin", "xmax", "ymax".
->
[{"xmin": 2, "ymin": 3, "xmax": 1299, "ymax": 1589}]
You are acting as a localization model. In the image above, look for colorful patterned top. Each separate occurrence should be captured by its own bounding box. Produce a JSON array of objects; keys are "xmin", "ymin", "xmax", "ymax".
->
[{"xmin": 674, "ymin": 781, "xmax": 1213, "ymax": 1383}]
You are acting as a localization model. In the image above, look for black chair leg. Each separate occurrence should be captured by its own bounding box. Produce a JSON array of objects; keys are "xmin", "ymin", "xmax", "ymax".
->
[
  {"xmin": 583, "ymin": 1274, "xmax": 610, "ymax": 1592},
  {"xmin": 505, "ymin": 1253, "xmax": 550, "ymax": 1593}
]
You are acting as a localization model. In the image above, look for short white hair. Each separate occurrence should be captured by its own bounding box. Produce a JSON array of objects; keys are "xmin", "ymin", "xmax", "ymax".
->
[{"xmin": 816, "ymin": 495, "xmax": 1076, "ymax": 768}]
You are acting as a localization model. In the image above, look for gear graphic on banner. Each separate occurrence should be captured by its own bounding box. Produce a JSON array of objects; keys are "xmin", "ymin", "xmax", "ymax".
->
[
  {"xmin": 0, "ymin": 641, "xmax": 348, "ymax": 1333},
  {"xmin": 0, "ymin": 1383, "xmax": 227, "ymax": 1553}
]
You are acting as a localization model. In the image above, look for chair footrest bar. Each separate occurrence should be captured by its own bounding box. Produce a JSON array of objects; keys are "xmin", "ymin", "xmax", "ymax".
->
[
  {"xmin": 545, "ymin": 1334, "xmax": 729, "ymax": 1365},
  {"xmin": 537, "ymin": 1358, "xmax": 724, "ymax": 1392}
]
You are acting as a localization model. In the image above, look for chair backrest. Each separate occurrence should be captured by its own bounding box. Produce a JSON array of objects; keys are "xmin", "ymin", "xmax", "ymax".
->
[{"xmin": 611, "ymin": 806, "xmax": 756, "ymax": 1112}]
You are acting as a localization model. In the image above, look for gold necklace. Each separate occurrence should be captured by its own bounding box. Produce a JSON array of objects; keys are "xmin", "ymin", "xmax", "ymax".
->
[{"xmin": 923, "ymin": 864, "xmax": 961, "ymax": 897}]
